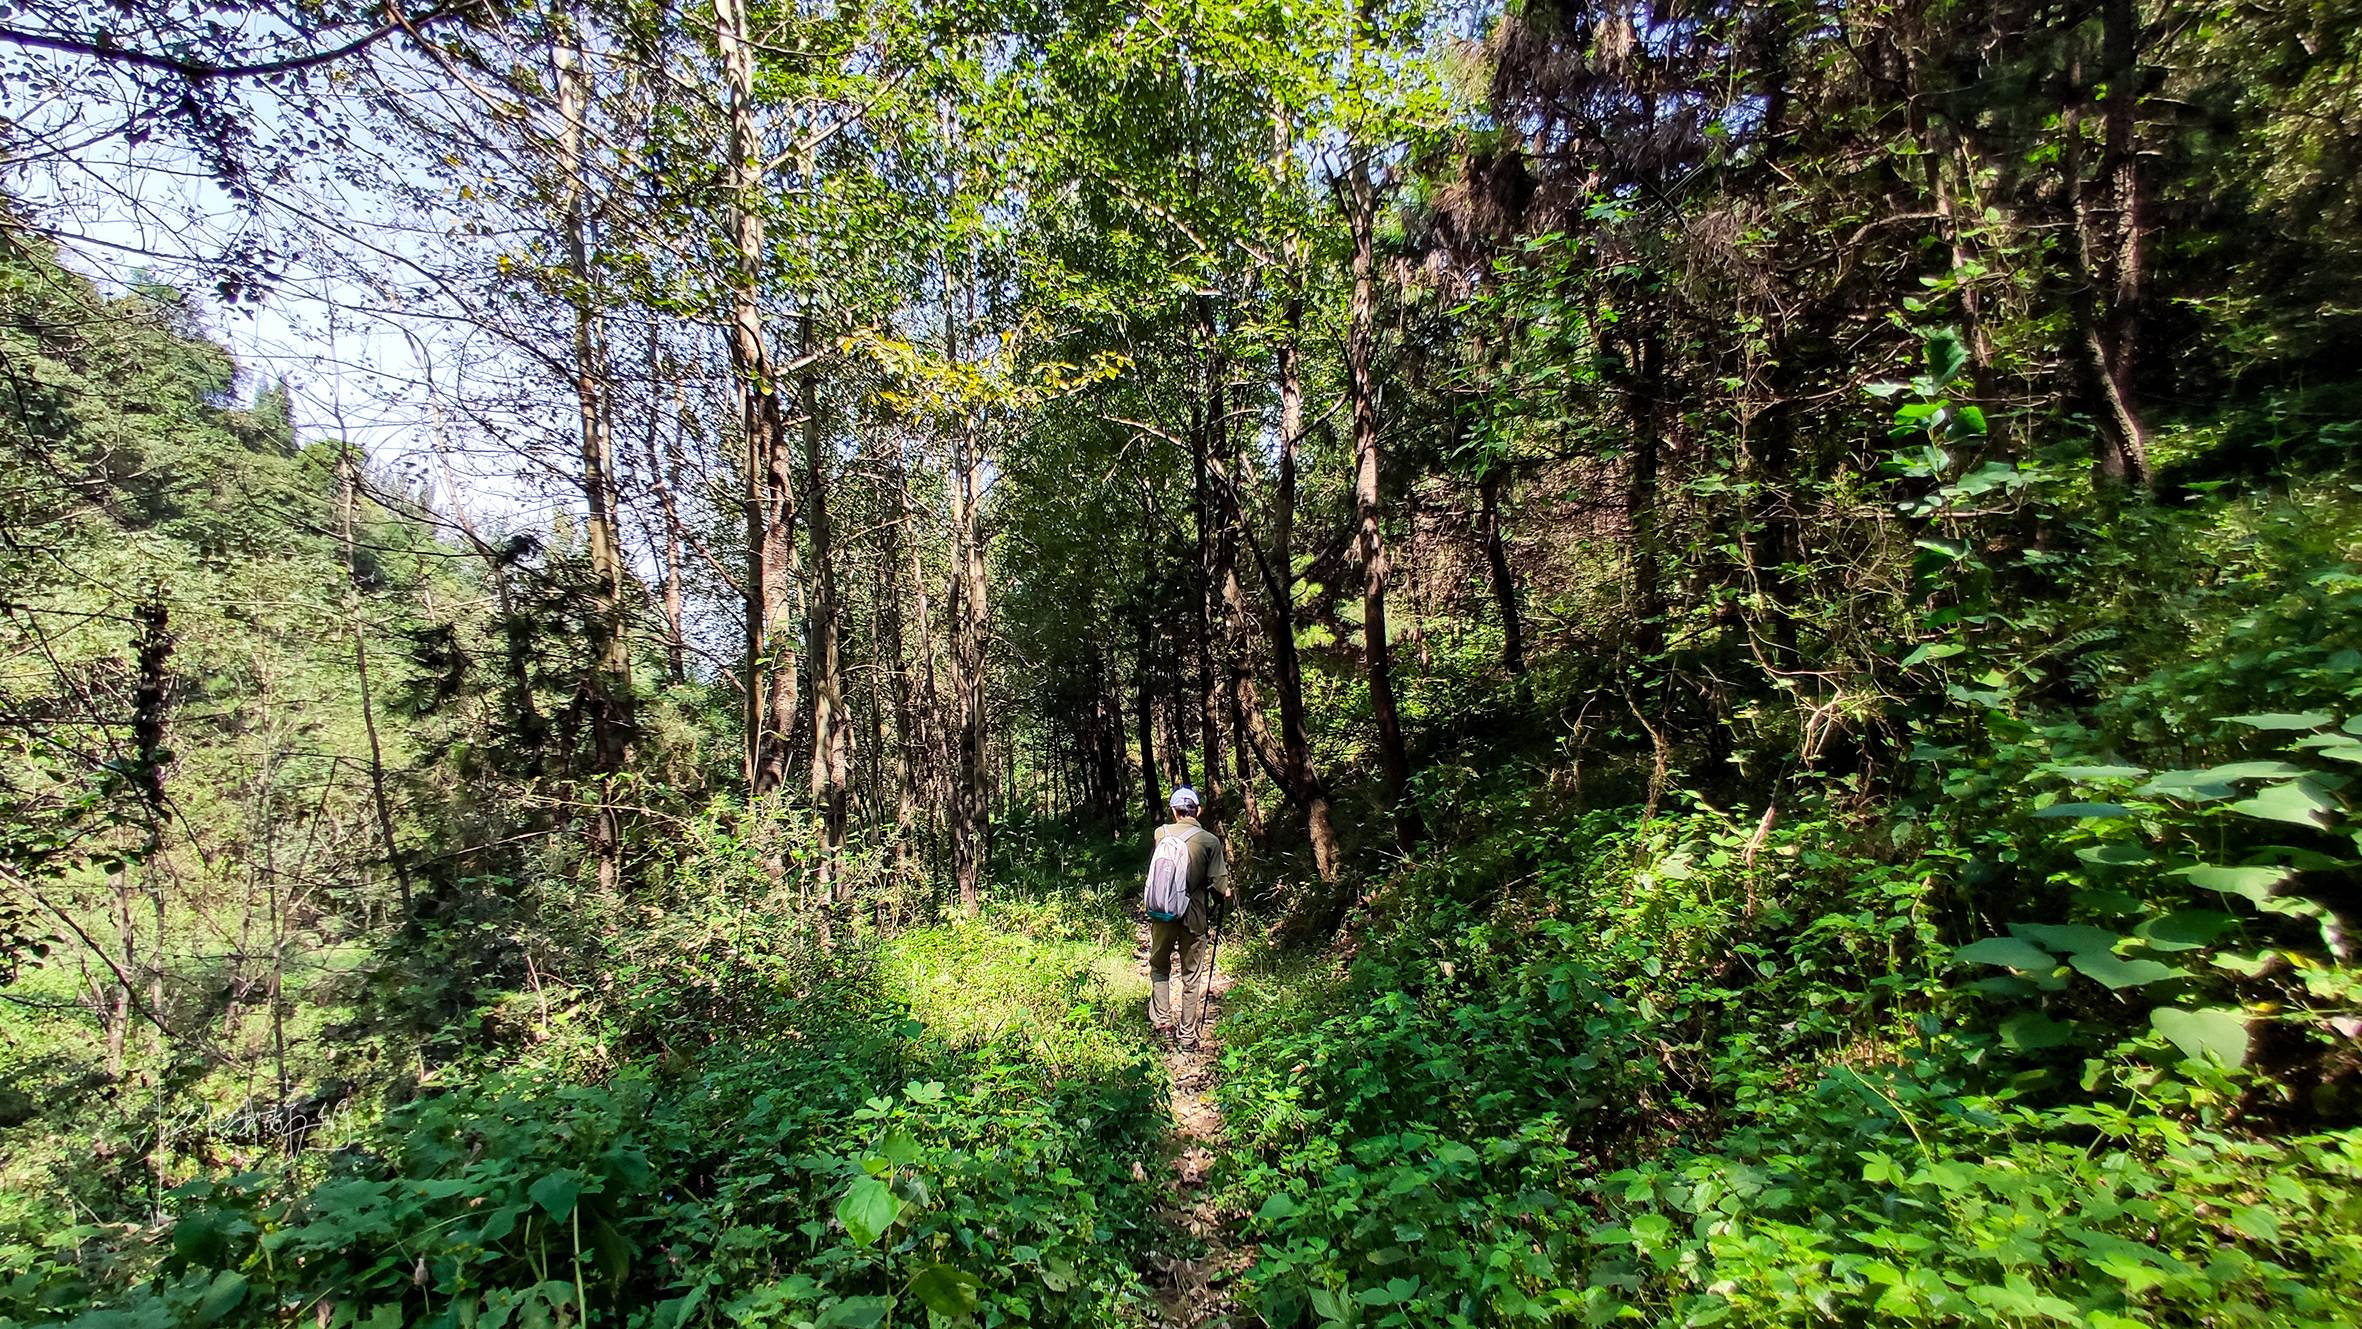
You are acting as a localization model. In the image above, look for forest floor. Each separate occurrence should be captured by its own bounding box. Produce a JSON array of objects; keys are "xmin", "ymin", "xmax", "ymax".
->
[{"xmin": 1135, "ymin": 919, "xmax": 1253, "ymax": 1328}]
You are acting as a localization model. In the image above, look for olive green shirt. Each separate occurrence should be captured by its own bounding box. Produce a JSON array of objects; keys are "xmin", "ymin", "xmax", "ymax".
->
[{"xmin": 1153, "ymin": 815, "xmax": 1229, "ymax": 934}]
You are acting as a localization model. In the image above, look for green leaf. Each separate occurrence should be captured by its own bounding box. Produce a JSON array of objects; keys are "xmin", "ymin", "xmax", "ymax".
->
[
  {"xmin": 2228, "ymin": 779, "xmax": 2336, "ymax": 829},
  {"xmin": 2011, "ymin": 923, "xmax": 2120, "ymax": 956},
  {"xmin": 816, "ymin": 1296, "xmax": 895, "ymax": 1328},
  {"xmin": 2151, "ymin": 1007, "xmax": 2250, "ymax": 1067},
  {"xmin": 1999, "ymin": 1011, "xmax": 2073, "ymax": 1051},
  {"xmin": 2177, "ymin": 760, "xmax": 2312, "ymax": 782},
  {"xmin": 1356, "ymin": 1277, "xmax": 1421, "ymax": 1306},
  {"xmin": 2068, "ymin": 950, "xmax": 2179, "ymax": 990},
  {"xmin": 908, "ymin": 1264, "xmax": 982, "ymax": 1318},
  {"xmin": 1257, "ymin": 1192, "xmax": 1301, "ymax": 1222},
  {"xmin": 1900, "ymin": 642, "xmax": 1965, "ymax": 667},
  {"xmin": 1923, "ymin": 329, "xmax": 1969, "ymax": 388},
  {"xmin": 2139, "ymin": 770, "xmax": 2239, "ymax": 801},
  {"xmin": 2174, "ymin": 863, "xmax": 2293, "ymax": 904},
  {"xmin": 2051, "ymin": 765, "xmax": 2147, "ymax": 780},
  {"xmin": 876, "ymin": 1127, "xmax": 921, "ymax": 1165},
  {"xmin": 2033, "ymin": 801, "xmax": 2131, "ymax": 819},
  {"xmin": 2074, "ymin": 843, "xmax": 2154, "ymax": 867},
  {"xmin": 1953, "ymin": 937, "xmax": 2057, "ymax": 971},
  {"xmin": 2293, "ymin": 735, "xmax": 2362, "ymax": 764},
  {"xmin": 529, "ymin": 1173, "xmax": 581, "ymax": 1222},
  {"xmin": 2222, "ymin": 711, "xmax": 2332, "ymax": 731},
  {"xmin": 191, "ymin": 1270, "xmax": 248, "ymax": 1327},
  {"xmin": 837, "ymin": 1178, "xmax": 903, "ymax": 1247},
  {"xmin": 2136, "ymin": 911, "xmax": 2236, "ymax": 952},
  {"xmin": 172, "ymin": 1213, "xmax": 231, "ymax": 1265}
]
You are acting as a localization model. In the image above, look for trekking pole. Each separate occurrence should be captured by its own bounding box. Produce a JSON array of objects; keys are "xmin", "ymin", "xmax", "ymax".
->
[{"xmin": 1198, "ymin": 902, "xmax": 1224, "ymax": 1037}]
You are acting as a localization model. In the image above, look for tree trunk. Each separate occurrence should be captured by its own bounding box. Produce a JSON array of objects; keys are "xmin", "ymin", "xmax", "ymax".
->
[
  {"xmin": 802, "ymin": 314, "xmax": 850, "ymax": 897},
  {"xmin": 1345, "ymin": 141, "xmax": 1414, "ymax": 848},
  {"xmin": 1477, "ymin": 463, "xmax": 1525, "ymax": 684},
  {"xmin": 1191, "ymin": 298, "xmax": 1226, "ymax": 810},
  {"xmin": 650, "ymin": 352, "xmax": 689, "ymax": 685},
  {"xmin": 2063, "ymin": 30, "xmax": 2153, "ymax": 489},
  {"xmin": 337, "ymin": 453, "xmax": 412, "ymax": 908},
  {"xmin": 1134, "ymin": 598, "xmax": 1163, "ymax": 826},
  {"xmin": 1625, "ymin": 327, "xmax": 1665, "ymax": 662},
  {"xmin": 878, "ymin": 444, "xmax": 922, "ymax": 881},
  {"xmin": 2096, "ymin": 0, "xmax": 2152, "ymax": 488},
  {"xmin": 1227, "ymin": 277, "xmax": 1338, "ymax": 880},
  {"xmin": 716, "ymin": 0, "xmax": 798, "ymax": 800},
  {"xmin": 945, "ymin": 261, "xmax": 990, "ymax": 912},
  {"xmin": 949, "ymin": 448, "xmax": 989, "ymax": 912},
  {"xmin": 555, "ymin": 22, "xmax": 630, "ymax": 888}
]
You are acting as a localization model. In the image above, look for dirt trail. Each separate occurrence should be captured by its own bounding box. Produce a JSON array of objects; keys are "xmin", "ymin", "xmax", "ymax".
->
[{"xmin": 1136, "ymin": 921, "xmax": 1254, "ymax": 1327}]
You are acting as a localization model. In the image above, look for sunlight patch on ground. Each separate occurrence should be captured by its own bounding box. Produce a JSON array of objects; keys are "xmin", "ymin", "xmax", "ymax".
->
[{"xmin": 877, "ymin": 897, "xmax": 1154, "ymax": 1079}]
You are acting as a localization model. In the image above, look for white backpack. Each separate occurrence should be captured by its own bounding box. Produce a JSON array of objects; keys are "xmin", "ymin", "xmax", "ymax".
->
[{"xmin": 1142, "ymin": 830, "xmax": 1203, "ymax": 922}]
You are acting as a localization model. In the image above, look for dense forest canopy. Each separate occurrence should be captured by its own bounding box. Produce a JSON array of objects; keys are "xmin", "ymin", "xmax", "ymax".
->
[{"xmin": 3, "ymin": 0, "xmax": 2361, "ymax": 1323}]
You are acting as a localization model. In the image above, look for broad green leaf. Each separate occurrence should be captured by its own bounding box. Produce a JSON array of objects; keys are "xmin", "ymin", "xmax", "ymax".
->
[
  {"xmin": 2222, "ymin": 711, "xmax": 2332, "ymax": 731},
  {"xmin": 173, "ymin": 1213, "xmax": 230, "ymax": 1265},
  {"xmin": 2227, "ymin": 779, "xmax": 2336, "ymax": 829},
  {"xmin": 192, "ymin": 1270, "xmax": 248, "ymax": 1327},
  {"xmin": 2051, "ymin": 765, "xmax": 2146, "ymax": 780},
  {"xmin": 1999, "ymin": 1011, "xmax": 2073, "ymax": 1051},
  {"xmin": 2212, "ymin": 951, "xmax": 2277, "ymax": 977},
  {"xmin": 2293, "ymin": 734, "xmax": 2362, "ymax": 764},
  {"xmin": 2136, "ymin": 911, "xmax": 2236, "ymax": 952},
  {"xmin": 816, "ymin": 1296, "xmax": 895, "ymax": 1329},
  {"xmin": 1356, "ymin": 1277, "xmax": 1421, "ymax": 1306},
  {"xmin": 2175, "ymin": 760, "xmax": 2312, "ymax": 782},
  {"xmin": 2138, "ymin": 771, "xmax": 2238, "ymax": 801},
  {"xmin": 876, "ymin": 1127, "xmax": 921, "ymax": 1165},
  {"xmin": 529, "ymin": 1173, "xmax": 582, "ymax": 1222},
  {"xmin": 1900, "ymin": 641, "xmax": 1965, "ymax": 667},
  {"xmin": 2011, "ymin": 923, "xmax": 2121, "ymax": 955},
  {"xmin": 1257, "ymin": 1192, "xmax": 1301, "ymax": 1222},
  {"xmin": 1953, "ymin": 937, "xmax": 2057, "ymax": 971},
  {"xmin": 837, "ymin": 1177, "xmax": 902, "ymax": 1247},
  {"xmin": 1923, "ymin": 329, "xmax": 1969, "ymax": 388},
  {"xmin": 2151, "ymin": 1007, "xmax": 2250, "ymax": 1067},
  {"xmin": 2174, "ymin": 863, "xmax": 2292, "ymax": 904},
  {"xmin": 2069, "ymin": 950, "xmax": 2179, "ymax": 990},
  {"xmin": 2033, "ymin": 801, "xmax": 2131, "ymax": 819},
  {"xmin": 908, "ymin": 1264, "xmax": 981, "ymax": 1318}
]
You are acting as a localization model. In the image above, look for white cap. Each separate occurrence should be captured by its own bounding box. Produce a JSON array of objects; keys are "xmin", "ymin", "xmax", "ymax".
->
[{"xmin": 1169, "ymin": 786, "xmax": 1200, "ymax": 813}]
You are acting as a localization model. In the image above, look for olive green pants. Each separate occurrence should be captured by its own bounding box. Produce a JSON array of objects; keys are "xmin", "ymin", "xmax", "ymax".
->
[{"xmin": 1147, "ymin": 919, "xmax": 1209, "ymax": 1040}]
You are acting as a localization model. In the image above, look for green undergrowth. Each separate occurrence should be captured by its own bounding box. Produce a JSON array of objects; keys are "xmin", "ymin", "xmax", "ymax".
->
[
  {"xmin": 2, "ymin": 849, "xmax": 1172, "ymax": 1329},
  {"xmin": 880, "ymin": 834, "xmax": 1151, "ymax": 1081},
  {"xmin": 1217, "ymin": 801, "xmax": 2362, "ymax": 1327},
  {"xmin": 1212, "ymin": 477, "xmax": 2362, "ymax": 1327}
]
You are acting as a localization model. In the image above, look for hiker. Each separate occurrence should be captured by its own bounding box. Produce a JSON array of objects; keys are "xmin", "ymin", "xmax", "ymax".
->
[{"xmin": 1142, "ymin": 785, "xmax": 1230, "ymax": 1047}]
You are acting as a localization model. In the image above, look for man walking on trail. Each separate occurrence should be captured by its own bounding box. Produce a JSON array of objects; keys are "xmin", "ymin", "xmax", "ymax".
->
[{"xmin": 1143, "ymin": 785, "xmax": 1229, "ymax": 1048}]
